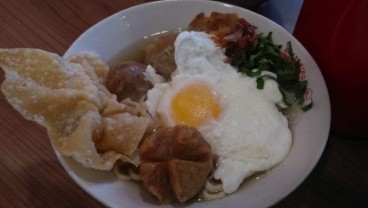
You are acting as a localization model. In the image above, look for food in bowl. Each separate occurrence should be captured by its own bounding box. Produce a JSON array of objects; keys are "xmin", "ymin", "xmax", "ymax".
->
[{"xmin": 0, "ymin": 11, "xmax": 312, "ymax": 204}]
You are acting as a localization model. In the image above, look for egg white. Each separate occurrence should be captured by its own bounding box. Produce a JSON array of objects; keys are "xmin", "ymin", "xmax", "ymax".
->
[{"xmin": 145, "ymin": 31, "xmax": 292, "ymax": 194}]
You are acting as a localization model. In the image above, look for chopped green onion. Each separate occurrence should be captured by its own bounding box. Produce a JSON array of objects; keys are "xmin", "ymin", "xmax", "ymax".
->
[
  {"xmin": 256, "ymin": 77, "xmax": 265, "ymax": 89},
  {"xmin": 256, "ymin": 75, "xmax": 276, "ymax": 89},
  {"xmin": 226, "ymin": 32, "xmax": 312, "ymax": 111},
  {"xmin": 245, "ymin": 68, "xmax": 262, "ymax": 77},
  {"xmin": 301, "ymin": 99, "xmax": 313, "ymax": 112}
]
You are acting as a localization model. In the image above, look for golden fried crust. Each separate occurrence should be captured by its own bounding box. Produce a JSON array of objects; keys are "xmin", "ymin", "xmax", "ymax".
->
[
  {"xmin": 0, "ymin": 48, "xmax": 150, "ymax": 170},
  {"xmin": 139, "ymin": 125, "xmax": 212, "ymax": 203}
]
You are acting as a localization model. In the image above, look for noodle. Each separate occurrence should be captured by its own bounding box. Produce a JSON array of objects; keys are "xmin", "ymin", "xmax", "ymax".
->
[
  {"xmin": 202, "ymin": 179, "xmax": 226, "ymax": 200},
  {"xmin": 113, "ymin": 162, "xmax": 141, "ymax": 181},
  {"xmin": 128, "ymin": 167, "xmax": 141, "ymax": 181}
]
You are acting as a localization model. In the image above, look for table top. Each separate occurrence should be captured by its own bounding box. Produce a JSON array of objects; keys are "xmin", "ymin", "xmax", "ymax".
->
[{"xmin": 0, "ymin": 1, "xmax": 367, "ymax": 207}]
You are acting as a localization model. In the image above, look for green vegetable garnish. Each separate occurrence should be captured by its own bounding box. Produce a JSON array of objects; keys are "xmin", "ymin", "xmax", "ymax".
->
[
  {"xmin": 256, "ymin": 75, "xmax": 276, "ymax": 89},
  {"xmin": 226, "ymin": 32, "xmax": 312, "ymax": 111}
]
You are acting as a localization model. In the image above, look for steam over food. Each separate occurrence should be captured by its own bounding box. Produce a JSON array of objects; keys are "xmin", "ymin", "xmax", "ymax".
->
[{"xmin": 0, "ymin": 12, "xmax": 311, "ymax": 205}]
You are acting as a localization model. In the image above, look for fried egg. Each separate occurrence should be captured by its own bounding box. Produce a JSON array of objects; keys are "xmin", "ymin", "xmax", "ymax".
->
[
  {"xmin": 146, "ymin": 31, "xmax": 292, "ymax": 194},
  {"xmin": 157, "ymin": 75, "xmax": 223, "ymax": 128}
]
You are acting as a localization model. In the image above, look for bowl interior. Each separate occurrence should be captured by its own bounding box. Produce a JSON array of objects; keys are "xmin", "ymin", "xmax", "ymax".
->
[{"xmin": 63, "ymin": 1, "xmax": 331, "ymax": 208}]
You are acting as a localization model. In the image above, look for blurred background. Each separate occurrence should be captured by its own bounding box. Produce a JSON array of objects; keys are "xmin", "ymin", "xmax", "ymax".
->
[{"xmin": 217, "ymin": 0, "xmax": 303, "ymax": 33}]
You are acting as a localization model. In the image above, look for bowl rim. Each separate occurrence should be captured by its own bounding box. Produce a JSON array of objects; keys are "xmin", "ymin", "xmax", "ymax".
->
[{"xmin": 61, "ymin": 1, "xmax": 331, "ymax": 208}]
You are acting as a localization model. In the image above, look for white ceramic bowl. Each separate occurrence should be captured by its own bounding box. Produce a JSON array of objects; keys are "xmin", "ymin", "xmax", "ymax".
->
[{"xmin": 63, "ymin": 0, "xmax": 331, "ymax": 207}]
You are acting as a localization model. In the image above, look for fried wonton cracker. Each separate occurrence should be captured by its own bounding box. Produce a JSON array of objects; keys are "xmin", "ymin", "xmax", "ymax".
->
[{"xmin": 0, "ymin": 48, "xmax": 150, "ymax": 170}]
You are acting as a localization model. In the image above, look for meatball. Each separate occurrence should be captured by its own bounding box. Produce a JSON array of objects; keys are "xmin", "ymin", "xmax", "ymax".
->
[
  {"xmin": 145, "ymin": 32, "xmax": 178, "ymax": 79},
  {"xmin": 139, "ymin": 125, "xmax": 213, "ymax": 204},
  {"xmin": 105, "ymin": 61, "xmax": 152, "ymax": 102}
]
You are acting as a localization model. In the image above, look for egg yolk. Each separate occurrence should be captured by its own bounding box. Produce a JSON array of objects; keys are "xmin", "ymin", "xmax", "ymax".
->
[{"xmin": 171, "ymin": 84, "xmax": 222, "ymax": 127}]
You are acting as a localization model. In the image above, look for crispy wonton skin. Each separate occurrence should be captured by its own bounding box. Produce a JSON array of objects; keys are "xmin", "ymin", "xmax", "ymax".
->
[{"xmin": 0, "ymin": 48, "xmax": 150, "ymax": 170}]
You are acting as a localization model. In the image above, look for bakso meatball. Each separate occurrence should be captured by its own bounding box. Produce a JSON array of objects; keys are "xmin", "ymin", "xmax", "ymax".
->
[
  {"xmin": 139, "ymin": 125, "xmax": 213, "ymax": 204},
  {"xmin": 145, "ymin": 33, "xmax": 178, "ymax": 79},
  {"xmin": 105, "ymin": 61, "xmax": 152, "ymax": 102}
]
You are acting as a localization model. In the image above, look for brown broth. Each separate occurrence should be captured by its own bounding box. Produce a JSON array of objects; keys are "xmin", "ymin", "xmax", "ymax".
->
[
  {"xmin": 110, "ymin": 28, "xmax": 183, "ymax": 66},
  {"xmin": 110, "ymin": 38, "xmax": 150, "ymax": 66}
]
